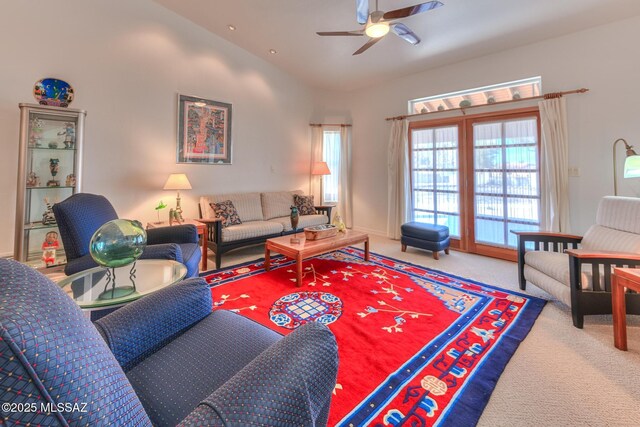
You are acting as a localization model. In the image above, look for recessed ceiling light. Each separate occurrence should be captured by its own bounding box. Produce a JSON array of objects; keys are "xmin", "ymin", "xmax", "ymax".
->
[
  {"xmin": 227, "ymin": 24, "xmax": 236, "ymax": 31},
  {"xmin": 269, "ymin": 49, "xmax": 277, "ymax": 54}
]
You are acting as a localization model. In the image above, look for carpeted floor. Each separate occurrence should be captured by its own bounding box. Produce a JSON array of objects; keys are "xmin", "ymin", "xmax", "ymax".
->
[
  {"xmin": 203, "ymin": 233, "xmax": 640, "ymax": 426},
  {"xmin": 203, "ymin": 248, "xmax": 545, "ymax": 426}
]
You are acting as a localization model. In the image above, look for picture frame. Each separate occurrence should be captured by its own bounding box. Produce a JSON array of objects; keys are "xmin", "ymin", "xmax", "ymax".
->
[{"xmin": 177, "ymin": 94, "xmax": 232, "ymax": 164}]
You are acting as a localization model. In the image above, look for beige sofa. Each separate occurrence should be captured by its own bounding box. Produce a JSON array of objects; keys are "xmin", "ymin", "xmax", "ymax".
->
[
  {"xmin": 514, "ymin": 196, "xmax": 640, "ymax": 328},
  {"xmin": 199, "ymin": 190, "xmax": 331, "ymax": 269}
]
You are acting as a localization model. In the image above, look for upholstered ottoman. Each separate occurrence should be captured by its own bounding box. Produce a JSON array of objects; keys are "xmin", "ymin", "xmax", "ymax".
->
[{"xmin": 401, "ymin": 222, "xmax": 450, "ymax": 260}]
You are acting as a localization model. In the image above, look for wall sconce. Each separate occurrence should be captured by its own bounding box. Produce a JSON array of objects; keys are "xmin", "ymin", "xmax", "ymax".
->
[{"xmin": 613, "ymin": 139, "xmax": 640, "ymax": 195}]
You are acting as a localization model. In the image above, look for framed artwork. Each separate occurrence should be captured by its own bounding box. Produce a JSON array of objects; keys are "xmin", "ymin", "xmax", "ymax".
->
[{"xmin": 177, "ymin": 94, "xmax": 232, "ymax": 164}]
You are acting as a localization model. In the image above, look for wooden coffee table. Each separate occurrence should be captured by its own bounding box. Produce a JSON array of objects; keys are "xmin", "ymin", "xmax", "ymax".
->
[{"xmin": 264, "ymin": 229, "xmax": 370, "ymax": 287}]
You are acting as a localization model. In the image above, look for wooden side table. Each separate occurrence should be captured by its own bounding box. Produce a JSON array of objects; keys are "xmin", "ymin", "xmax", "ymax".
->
[
  {"xmin": 314, "ymin": 204, "xmax": 335, "ymax": 221},
  {"xmin": 146, "ymin": 219, "xmax": 208, "ymax": 271},
  {"xmin": 612, "ymin": 267, "xmax": 640, "ymax": 351}
]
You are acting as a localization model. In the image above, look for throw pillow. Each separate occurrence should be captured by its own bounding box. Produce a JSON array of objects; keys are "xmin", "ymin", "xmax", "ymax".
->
[
  {"xmin": 210, "ymin": 200, "xmax": 242, "ymax": 228},
  {"xmin": 294, "ymin": 194, "xmax": 317, "ymax": 216}
]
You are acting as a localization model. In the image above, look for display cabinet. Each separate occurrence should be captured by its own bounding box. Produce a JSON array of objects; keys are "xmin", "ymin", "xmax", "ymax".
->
[{"xmin": 14, "ymin": 103, "xmax": 86, "ymax": 268}]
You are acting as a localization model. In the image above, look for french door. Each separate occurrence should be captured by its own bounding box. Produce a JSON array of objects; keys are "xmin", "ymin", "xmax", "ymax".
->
[
  {"xmin": 409, "ymin": 108, "xmax": 541, "ymax": 260},
  {"xmin": 410, "ymin": 125, "xmax": 462, "ymax": 248}
]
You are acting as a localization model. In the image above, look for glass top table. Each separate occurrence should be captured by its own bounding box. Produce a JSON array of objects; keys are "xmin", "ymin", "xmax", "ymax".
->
[{"xmin": 58, "ymin": 260, "xmax": 187, "ymax": 311}]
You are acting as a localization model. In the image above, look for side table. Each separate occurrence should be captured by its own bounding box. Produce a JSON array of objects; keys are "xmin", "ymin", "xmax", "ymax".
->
[
  {"xmin": 612, "ymin": 267, "xmax": 640, "ymax": 351},
  {"xmin": 58, "ymin": 259, "xmax": 187, "ymax": 320},
  {"xmin": 315, "ymin": 204, "xmax": 335, "ymax": 222},
  {"xmin": 146, "ymin": 219, "xmax": 208, "ymax": 271}
]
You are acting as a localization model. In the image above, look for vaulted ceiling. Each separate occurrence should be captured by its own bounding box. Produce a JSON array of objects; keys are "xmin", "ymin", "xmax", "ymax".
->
[{"xmin": 154, "ymin": 0, "xmax": 640, "ymax": 92}]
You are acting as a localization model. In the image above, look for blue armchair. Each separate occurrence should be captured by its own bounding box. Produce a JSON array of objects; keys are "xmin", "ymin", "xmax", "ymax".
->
[
  {"xmin": 0, "ymin": 259, "xmax": 338, "ymax": 426},
  {"xmin": 52, "ymin": 193, "xmax": 201, "ymax": 277}
]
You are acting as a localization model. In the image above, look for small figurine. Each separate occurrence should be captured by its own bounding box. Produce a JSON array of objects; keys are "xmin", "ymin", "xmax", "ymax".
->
[
  {"xmin": 332, "ymin": 213, "xmax": 346, "ymax": 233},
  {"xmin": 42, "ymin": 198, "xmax": 57, "ymax": 225},
  {"xmin": 58, "ymin": 122, "xmax": 76, "ymax": 149},
  {"xmin": 169, "ymin": 208, "xmax": 183, "ymax": 225},
  {"xmin": 41, "ymin": 231, "xmax": 60, "ymax": 267},
  {"xmin": 65, "ymin": 173, "xmax": 76, "ymax": 187},
  {"xmin": 47, "ymin": 158, "xmax": 60, "ymax": 187},
  {"xmin": 26, "ymin": 171, "xmax": 40, "ymax": 187},
  {"xmin": 29, "ymin": 117, "xmax": 44, "ymax": 147},
  {"xmin": 290, "ymin": 206, "xmax": 300, "ymax": 244}
]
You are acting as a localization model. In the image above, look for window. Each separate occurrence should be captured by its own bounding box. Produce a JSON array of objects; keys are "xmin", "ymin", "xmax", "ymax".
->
[
  {"xmin": 473, "ymin": 118, "xmax": 540, "ymax": 248},
  {"xmin": 322, "ymin": 130, "xmax": 340, "ymax": 204},
  {"xmin": 409, "ymin": 77, "xmax": 541, "ymax": 114},
  {"xmin": 411, "ymin": 126, "xmax": 461, "ymax": 237},
  {"xmin": 409, "ymin": 109, "xmax": 541, "ymax": 261}
]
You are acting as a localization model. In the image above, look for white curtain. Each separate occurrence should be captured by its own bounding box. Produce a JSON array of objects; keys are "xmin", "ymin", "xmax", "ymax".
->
[
  {"xmin": 387, "ymin": 119, "xmax": 413, "ymax": 239},
  {"xmin": 539, "ymin": 97, "xmax": 571, "ymax": 232},
  {"xmin": 309, "ymin": 126, "xmax": 323, "ymax": 202},
  {"xmin": 339, "ymin": 126, "xmax": 353, "ymax": 228}
]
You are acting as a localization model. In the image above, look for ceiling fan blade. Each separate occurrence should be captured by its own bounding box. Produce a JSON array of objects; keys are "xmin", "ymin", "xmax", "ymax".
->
[
  {"xmin": 356, "ymin": 0, "xmax": 369, "ymax": 25},
  {"xmin": 391, "ymin": 23, "xmax": 421, "ymax": 45},
  {"xmin": 353, "ymin": 37, "xmax": 382, "ymax": 55},
  {"xmin": 383, "ymin": 1, "xmax": 443, "ymax": 20},
  {"xmin": 317, "ymin": 30, "xmax": 364, "ymax": 36}
]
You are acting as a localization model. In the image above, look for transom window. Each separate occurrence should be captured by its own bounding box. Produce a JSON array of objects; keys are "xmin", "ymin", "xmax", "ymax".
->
[{"xmin": 409, "ymin": 77, "xmax": 541, "ymax": 114}]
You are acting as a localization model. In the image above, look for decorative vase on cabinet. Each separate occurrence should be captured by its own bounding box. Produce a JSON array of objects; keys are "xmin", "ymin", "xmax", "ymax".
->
[{"xmin": 14, "ymin": 103, "xmax": 86, "ymax": 268}]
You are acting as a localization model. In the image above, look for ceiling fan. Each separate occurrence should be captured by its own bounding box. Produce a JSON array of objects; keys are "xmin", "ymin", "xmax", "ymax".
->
[{"xmin": 317, "ymin": 0, "xmax": 444, "ymax": 55}]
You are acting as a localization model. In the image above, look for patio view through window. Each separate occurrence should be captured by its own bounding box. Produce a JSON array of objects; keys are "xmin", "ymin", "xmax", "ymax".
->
[
  {"xmin": 322, "ymin": 130, "xmax": 340, "ymax": 204},
  {"xmin": 409, "ymin": 111, "xmax": 541, "ymax": 257},
  {"xmin": 473, "ymin": 118, "xmax": 540, "ymax": 248},
  {"xmin": 409, "ymin": 76, "xmax": 541, "ymax": 114},
  {"xmin": 411, "ymin": 126, "xmax": 460, "ymax": 237}
]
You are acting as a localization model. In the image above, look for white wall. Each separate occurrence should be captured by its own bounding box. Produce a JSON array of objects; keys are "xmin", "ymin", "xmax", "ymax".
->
[
  {"xmin": 2, "ymin": 2, "xmax": 638, "ymax": 257},
  {"xmin": 0, "ymin": 0, "xmax": 314, "ymax": 256},
  {"xmin": 313, "ymin": 15, "xmax": 640, "ymax": 236}
]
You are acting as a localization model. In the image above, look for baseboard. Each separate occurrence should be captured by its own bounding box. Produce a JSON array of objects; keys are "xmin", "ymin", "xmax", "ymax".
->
[
  {"xmin": 1, "ymin": 252, "xmax": 13, "ymax": 259},
  {"xmin": 351, "ymin": 225, "xmax": 386, "ymax": 238}
]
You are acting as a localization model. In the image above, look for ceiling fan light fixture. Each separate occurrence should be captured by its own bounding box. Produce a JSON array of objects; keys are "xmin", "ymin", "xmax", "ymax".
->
[{"xmin": 365, "ymin": 21, "xmax": 389, "ymax": 38}]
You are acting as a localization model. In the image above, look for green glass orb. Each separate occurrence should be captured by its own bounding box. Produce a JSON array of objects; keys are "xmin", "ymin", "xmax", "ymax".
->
[{"xmin": 89, "ymin": 219, "xmax": 147, "ymax": 268}]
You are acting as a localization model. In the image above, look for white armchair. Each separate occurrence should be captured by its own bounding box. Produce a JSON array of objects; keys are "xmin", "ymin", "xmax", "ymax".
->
[{"xmin": 514, "ymin": 196, "xmax": 640, "ymax": 328}]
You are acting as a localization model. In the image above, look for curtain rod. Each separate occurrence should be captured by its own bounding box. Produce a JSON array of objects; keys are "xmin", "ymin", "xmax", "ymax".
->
[
  {"xmin": 309, "ymin": 123, "xmax": 352, "ymax": 127},
  {"xmin": 385, "ymin": 88, "xmax": 589, "ymax": 121}
]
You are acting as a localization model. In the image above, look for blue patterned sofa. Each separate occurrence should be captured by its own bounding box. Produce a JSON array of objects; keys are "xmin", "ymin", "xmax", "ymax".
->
[
  {"xmin": 53, "ymin": 193, "xmax": 202, "ymax": 277},
  {"xmin": 0, "ymin": 259, "xmax": 338, "ymax": 426}
]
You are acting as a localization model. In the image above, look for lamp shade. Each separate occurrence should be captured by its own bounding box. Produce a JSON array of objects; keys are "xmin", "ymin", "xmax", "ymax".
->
[
  {"xmin": 624, "ymin": 155, "xmax": 640, "ymax": 178},
  {"xmin": 311, "ymin": 161, "xmax": 331, "ymax": 176},
  {"xmin": 163, "ymin": 173, "xmax": 192, "ymax": 190}
]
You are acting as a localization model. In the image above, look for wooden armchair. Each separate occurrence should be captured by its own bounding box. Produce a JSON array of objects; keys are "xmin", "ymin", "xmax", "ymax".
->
[{"xmin": 513, "ymin": 196, "xmax": 640, "ymax": 328}]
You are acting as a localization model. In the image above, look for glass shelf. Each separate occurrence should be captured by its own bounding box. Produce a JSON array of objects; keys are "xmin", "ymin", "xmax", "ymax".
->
[
  {"xmin": 25, "ymin": 222, "xmax": 58, "ymax": 231},
  {"xmin": 26, "ymin": 186, "xmax": 75, "ymax": 190},
  {"xmin": 28, "ymin": 146, "xmax": 77, "ymax": 151}
]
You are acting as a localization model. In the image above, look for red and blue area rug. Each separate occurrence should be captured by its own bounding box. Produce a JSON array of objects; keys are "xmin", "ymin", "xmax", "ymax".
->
[{"xmin": 201, "ymin": 248, "xmax": 545, "ymax": 426}]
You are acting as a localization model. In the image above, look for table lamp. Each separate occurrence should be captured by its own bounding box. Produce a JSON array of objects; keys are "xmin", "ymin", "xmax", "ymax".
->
[
  {"xmin": 613, "ymin": 139, "xmax": 640, "ymax": 195},
  {"xmin": 164, "ymin": 173, "xmax": 192, "ymax": 221}
]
